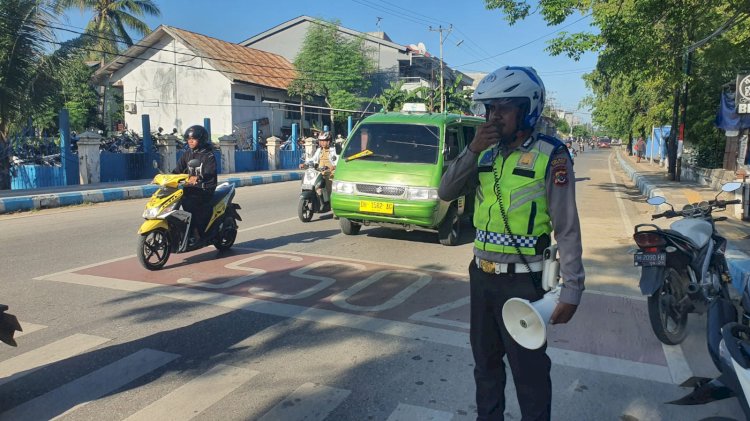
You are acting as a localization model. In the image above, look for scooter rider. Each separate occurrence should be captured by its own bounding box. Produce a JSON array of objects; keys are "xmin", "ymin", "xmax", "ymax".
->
[
  {"xmin": 300, "ymin": 131, "xmax": 338, "ymax": 210},
  {"xmin": 173, "ymin": 125, "xmax": 217, "ymax": 245},
  {"xmin": 438, "ymin": 66, "xmax": 585, "ymax": 420}
]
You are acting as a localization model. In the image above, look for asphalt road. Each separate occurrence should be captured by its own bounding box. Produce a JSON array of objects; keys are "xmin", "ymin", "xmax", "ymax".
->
[{"xmin": 0, "ymin": 147, "xmax": 744, "ymax": 420}]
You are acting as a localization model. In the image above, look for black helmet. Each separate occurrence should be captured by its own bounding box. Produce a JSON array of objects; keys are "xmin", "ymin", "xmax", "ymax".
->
[{"xmin": 184, "ymin": 125, "xmax": 209, "ymax": 146}]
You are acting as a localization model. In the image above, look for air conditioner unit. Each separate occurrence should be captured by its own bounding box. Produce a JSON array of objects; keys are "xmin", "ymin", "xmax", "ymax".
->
[{"xmin": 124, "ymin": 102, "xmax": 137, "ymax": 113}]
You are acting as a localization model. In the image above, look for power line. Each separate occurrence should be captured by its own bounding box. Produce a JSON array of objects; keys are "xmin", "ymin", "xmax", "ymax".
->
[{"xmin": 454, "ymin": 13, "xmax": 592, "ymax": 68}]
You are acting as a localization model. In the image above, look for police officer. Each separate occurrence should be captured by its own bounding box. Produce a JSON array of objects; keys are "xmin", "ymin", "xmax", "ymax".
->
[
  {"xmin": 438, "ymin": 66, "xmax": 584, "ymax": 421},
  {"xmin": 173, "ymin": 125, "xmax": 217, "ymax": 245}
]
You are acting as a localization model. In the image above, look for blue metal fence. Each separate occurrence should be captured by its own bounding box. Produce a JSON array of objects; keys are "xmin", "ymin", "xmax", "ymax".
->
[
  {"xmin": 236, "ymin": 150, "xmax": 269, "ymax": 171},
  {"xmin": 278, "ymin": 150, "xmax": 305, "ymax": 169},
  {"xmin": 100, "ymin": 152, "xmax": 160, "ymax": 182},
  {"xmin": 11, "ymin": 162, "xmax": 76, "ymax": 190}
]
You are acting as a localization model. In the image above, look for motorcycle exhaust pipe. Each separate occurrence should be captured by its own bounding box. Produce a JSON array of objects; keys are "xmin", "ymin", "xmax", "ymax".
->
[{"xmin": 687, "ymin": 283, "xmax": 708, "ymax": 314}]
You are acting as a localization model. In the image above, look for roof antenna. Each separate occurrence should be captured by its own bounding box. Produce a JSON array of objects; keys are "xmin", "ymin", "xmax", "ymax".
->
[{"xmin": 375, "ymin": 17, "xmax": 382, "ymax": 29}]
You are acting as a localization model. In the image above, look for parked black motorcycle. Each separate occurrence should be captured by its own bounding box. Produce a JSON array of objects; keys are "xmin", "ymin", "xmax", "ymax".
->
[{"xmin": 633, "ymin": 182, "xmax": 742, "ymax": 344}]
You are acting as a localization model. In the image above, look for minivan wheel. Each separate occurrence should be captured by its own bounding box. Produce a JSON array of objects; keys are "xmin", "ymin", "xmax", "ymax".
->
[
  {"xmin": 438, "ymin": 206, "xmax": 461, "ymax": 246},
  {"xmin": 339, "ymin": 217, "xmax": 361, "ymax": 235}
]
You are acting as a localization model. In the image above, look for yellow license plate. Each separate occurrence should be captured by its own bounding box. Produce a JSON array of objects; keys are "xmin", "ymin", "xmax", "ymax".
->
[{"xmin": 359, "ymin": 200, "xmax": 394, "ymax": 214}]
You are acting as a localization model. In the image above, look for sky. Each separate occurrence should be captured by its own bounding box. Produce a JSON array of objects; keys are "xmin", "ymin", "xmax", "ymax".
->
[{"xmin": 59, "ymin": 0, "xmax": 598, "ymax": 123}]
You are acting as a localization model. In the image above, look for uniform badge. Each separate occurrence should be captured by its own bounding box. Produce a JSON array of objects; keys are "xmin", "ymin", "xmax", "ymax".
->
[
  {"xmin": 553, "ymin": 166, "xmax": 569, "ymax": 186},
  {"xmin": 516, "ymin": 152, "xmax": 538, "ymax": 169}
]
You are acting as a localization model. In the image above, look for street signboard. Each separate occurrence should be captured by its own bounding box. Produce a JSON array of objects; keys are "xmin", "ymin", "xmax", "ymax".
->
[{"xmin": 737, "ymin": 73, "xmax": 750, "ymax": 114}]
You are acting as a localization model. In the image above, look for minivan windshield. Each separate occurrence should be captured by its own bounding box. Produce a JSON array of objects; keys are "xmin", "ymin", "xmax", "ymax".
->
[{"xmin": 343, "ymin": 123, "xmax": 440, "ymax": 164}]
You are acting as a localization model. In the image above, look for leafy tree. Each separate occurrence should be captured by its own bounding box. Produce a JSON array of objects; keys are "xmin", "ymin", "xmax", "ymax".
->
[
  {"xmin": 0, "ymin": 0, "xmax": 56, "ymax": 189},
  {"xmin": 56, "ymin": 0, "xmax": 160, "ymax": 62},
  {"xmin": 572, "ymin": 124, "xmax": 591, "ymax": 138},
  {"xmin": 483, "ymin": 0, "xmax": 750, "ymax": 171},
  {"xmin": 288, "ymin": 19, "xmax": 376, "ymax": 132}
]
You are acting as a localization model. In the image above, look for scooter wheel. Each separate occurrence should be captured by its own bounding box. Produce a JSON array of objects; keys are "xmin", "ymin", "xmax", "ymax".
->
[
  {"xmin": 298, "ymin": 198, "xmax": 314, "ymax": 222},
  {"xmin": 138, "ymin": 229, "xmax": 171, "ymax": 270}
]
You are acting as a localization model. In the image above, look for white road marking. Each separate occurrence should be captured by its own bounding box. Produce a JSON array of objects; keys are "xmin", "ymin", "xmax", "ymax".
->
[
  {"xmin": 124, "ymin": 364, "xmax": 258, "ymax": 421},
  {"xmin": 257, "ymin": 382, "xmax": 350, "ymax": 421},
  {"xmin": 547, "ymin": 346, "xmax": 672, "ymax": 384},
  {"xmin": 238, "ymin": 216, "xmax": 298, "ymax": 233},
  {"xmin": 0, "ymin": 333, "xmax": 110, "ymax": 387},
  {"xmin": 37, "ymin": 271, "xmax": 678, "ymax": 383},
  {"xmin": 329, "ymin": 269, "xmax": 432, "ymax": 312},
  {"xmin": 0, "ymin": 348, "xmax": 178, "ymax": 421},
  {"xmin": 662, "ymin": 343, "xmax": 693, "ymax": 384},
  {"xmin": 608, "ymin": 152, "xmax": 635, "ymax": 237},
  {"xmin": 14, "ymin": 322, "xmax": 47, "ymax": 338},
  {"xmin": 408, "ymin": 297, "xmax": 471, "ymax": 330},
  {"xmin": 387, "ymin": 403, "xmax": 454, "ymax": 421}
]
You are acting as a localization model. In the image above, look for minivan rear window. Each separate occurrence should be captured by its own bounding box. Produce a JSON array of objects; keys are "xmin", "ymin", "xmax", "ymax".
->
[{"xmin": 343, "ymin": 123, "xmax": 440, "ymax": 164}]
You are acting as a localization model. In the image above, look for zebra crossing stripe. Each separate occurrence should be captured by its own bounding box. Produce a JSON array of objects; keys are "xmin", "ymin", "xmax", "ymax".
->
[
  {"xmin": 387, "ymin": 403, "xmax": 455, "ymax": 421},
  {"xmin": 123, "ymin": 364, "xmax": 259, "ymax": 421},
  {"xmin": 14, "ymin": 322, "xmax": 47, "ymax": 338},
  {"xmin": 0, "ymin": 348, "xmax": 178, "ymax": 421},
  {"xmin": 257, "ymin": 382, "xmax": 350, "ymax": 421},
  {"xmin": 0, "ymin": 333, "xmax": 110, "ymax": 387}
]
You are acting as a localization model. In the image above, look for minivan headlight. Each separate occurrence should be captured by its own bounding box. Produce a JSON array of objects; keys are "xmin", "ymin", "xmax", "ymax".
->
[
  {"xmin": 406, "ymin": 187, "xmax": 439, "ymax": 201},
  {"xmin": 333, "ymin": 180, "xmax": 355, "ymax": 195}
]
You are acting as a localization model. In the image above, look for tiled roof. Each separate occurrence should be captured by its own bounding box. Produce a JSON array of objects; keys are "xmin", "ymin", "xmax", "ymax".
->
[{"xmin": 165, "ymin": 26, "xmax": 296, "ymax": 90}]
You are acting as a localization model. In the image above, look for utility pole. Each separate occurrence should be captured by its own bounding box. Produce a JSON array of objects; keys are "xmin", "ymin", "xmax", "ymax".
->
[{"xmin": 429, "ymin": 25, "xmax": 452, "ymax": 113}]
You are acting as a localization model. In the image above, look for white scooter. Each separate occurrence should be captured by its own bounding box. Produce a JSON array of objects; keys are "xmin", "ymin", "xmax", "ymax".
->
[{"xmin": 298, "ymin": 164, "xmax": 332, "ymax": 222}]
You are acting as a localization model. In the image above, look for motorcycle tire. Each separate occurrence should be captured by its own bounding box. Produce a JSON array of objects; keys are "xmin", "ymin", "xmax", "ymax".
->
[
  {"xmin": 339, "ymin": 217, "xmax": 361, "ymax": 235},
  {"xmin": 138, "ymin": 228, "xmax": 171, "ymax": 271},
  {"xmin": 647, "ymin": 267, "xmax": 689, "ymax": 345},
  {"xmin": 214, "ymin": 219, "xmax": 237, "ymax": 251},
  {"xmin": 298, "ymin": 198, "xmax": 314, "ymax": 222},
  {"xmin": 438, "ymin": 205, "xmax": 461, "ymax": 246}
]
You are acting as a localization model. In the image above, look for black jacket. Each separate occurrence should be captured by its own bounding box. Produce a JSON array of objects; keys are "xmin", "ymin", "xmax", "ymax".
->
[{"xmin": 173, "ymin": 145, "xmax": 217, "ymax": 192}]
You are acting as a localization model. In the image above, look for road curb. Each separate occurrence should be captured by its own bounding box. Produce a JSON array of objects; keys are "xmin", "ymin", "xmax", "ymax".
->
[
  {"xmin": 0, "ymin": 172, "xmax": 303, "ymax": 214},
  {"xmin": 615, "ymin": 150, "xmax": 750, "ymax": 293}
]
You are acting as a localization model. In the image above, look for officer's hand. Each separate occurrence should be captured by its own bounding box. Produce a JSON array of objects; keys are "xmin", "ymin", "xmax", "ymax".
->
[
  {"xmin": 468, "ymin": 120, "xmax": 503, "ymax": 153},
  {"xmin": 549, "ymin": 302, "xmax": 577, "ymax": 324}
]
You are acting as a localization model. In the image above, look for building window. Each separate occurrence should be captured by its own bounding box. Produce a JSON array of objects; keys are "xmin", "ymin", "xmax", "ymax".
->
[{"xmin": 234, "ymin": 93, "xmax": 255, "ymax": 101}]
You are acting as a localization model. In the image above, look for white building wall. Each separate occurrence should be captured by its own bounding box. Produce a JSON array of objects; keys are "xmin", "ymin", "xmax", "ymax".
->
[{"xmin": 113, "ymin": 36, "xmax": 232, "ymax": 140}]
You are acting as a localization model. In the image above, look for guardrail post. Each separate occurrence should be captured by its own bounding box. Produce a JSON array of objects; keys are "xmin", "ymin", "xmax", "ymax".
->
[
  {"xmin": 77, "ymin": 131, "xmax": 102, "ymax": 184},
  {"xmin": 157, "ymin": 134, "xmax": 178, "ymax": 173},
  {"xmin": 291, "ymin": 123, "xmax": 298, "ymax": 151},
  {"xmin": 219, "ymin": 134, "xmax": 237, "ymax": 173}
]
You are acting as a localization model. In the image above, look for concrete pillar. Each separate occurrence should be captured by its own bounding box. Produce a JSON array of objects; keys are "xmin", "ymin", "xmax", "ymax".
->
[
  {"xmin": 77, "ymin": 131, "xmax": 102, "ymax": 184},
  {"xmin": 266, "ymin": 136, "xmax": 281, "ymax": 170},
  {"xmin": 219, "ymin": 134, "xmax": 237, "ymax": 173},
  {"xmin": 304, "ymin": 137, "xmax": 315, "ymax": 159},
  {"xmin": 156, "ymin": 134, "xmax": 179, "ymax": 173}
]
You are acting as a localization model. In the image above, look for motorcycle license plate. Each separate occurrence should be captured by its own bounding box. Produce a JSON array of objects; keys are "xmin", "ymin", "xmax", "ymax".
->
[
  {"xmin": 634, "ymin": 252, "xmax": 666, "ymax": 267},
  {"xmin": 359, "ymin": 200, "xmax": 394, "ymax": 214}
]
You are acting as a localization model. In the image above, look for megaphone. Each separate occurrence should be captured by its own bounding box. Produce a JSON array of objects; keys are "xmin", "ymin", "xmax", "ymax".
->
[
  {"xmin": 502, "ymin": 245, "xmax": 561, "ymax": 350},
  {"xmin": 502, "ymin": 288, "xmax": 560, "ymax": 350}
]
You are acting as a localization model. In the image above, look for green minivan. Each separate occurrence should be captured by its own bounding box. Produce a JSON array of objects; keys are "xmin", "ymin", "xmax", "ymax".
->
[{"xmin": 331, "ymin": 110, "xmax": 484, "ymax": 245}]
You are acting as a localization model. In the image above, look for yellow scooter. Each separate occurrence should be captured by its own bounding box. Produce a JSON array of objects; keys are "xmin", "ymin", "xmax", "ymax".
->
[{"xmin": 137, "ymin": 172, "xmax": 242, "ymax": 270}]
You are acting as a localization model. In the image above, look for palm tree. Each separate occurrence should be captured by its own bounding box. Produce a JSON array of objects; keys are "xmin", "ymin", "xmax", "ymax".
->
[
  {"xmin": 57, "ymin": 0, "xmax": 161, "ymax": 63},
  {"xmin": 0, "ymin": 0, "xmax": 57, "ymax": 189}
]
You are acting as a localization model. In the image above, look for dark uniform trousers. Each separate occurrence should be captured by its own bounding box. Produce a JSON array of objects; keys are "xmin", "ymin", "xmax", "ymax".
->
[
  {"xmin": 182, "ymin": 189, "xmax": 214, "ymax": 236},
  {"xmin": 469, "ymin": 259, "xmax": 552, "ymax": 421}
]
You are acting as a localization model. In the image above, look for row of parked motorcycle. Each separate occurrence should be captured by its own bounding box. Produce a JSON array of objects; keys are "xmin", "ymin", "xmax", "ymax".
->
[{"xmin": 632, "ymin": 181, "xmax": 750, "ymax": 415}]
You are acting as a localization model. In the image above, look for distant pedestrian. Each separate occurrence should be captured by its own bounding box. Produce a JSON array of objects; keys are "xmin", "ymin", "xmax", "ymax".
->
[{"xmin": 636, "ymin": 137, "xmax": 646, "ymax": 163}]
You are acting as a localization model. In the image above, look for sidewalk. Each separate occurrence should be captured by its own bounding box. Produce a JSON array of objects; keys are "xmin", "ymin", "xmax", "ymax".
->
[
  {"xmin": 614, "ymin": 148, "xmax": 750, "ymax": 293},
  {"xmin": 0, "ymin": 169, "xmax": 303, "ymax": 214}
]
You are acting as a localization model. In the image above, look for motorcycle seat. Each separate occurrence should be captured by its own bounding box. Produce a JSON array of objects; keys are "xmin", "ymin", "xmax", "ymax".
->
[
  {"xmin": 670, "ymin": 218, "xmax": 712, "ymax": 249},
  {"xmin": 210, "ymin": 183, "xmax": 232, "ymax": 206}
]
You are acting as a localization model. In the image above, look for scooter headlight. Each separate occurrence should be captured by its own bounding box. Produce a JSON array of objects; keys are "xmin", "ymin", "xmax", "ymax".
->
[
  {"xmin": 143, "ymin": 202, "xmax": 178, "ymax": 219},
  {"xmin": 333, "ymin": 180, "xmax": 355, "ymax": 195}
]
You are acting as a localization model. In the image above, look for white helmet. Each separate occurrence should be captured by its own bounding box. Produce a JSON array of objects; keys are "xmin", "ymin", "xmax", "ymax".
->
[{"xmin": 472, "ymin": 66, "xmax": 545, "ymax": 130}]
